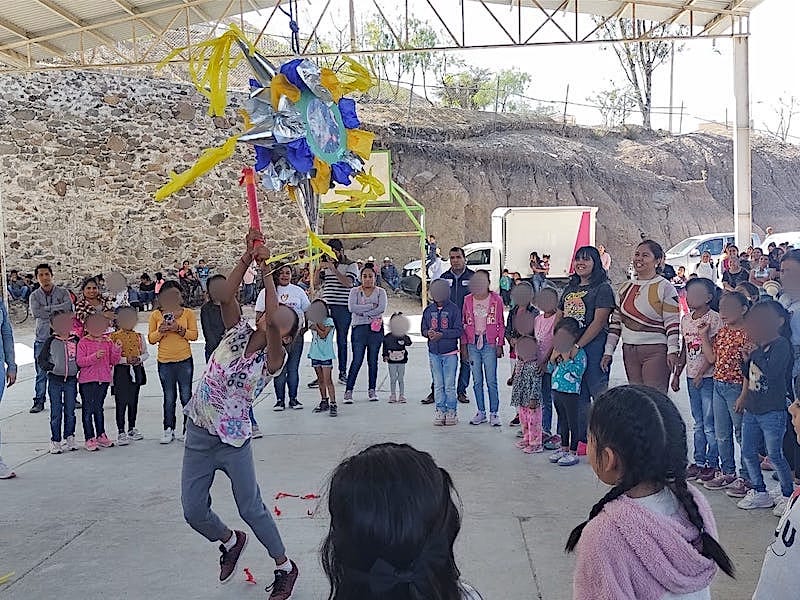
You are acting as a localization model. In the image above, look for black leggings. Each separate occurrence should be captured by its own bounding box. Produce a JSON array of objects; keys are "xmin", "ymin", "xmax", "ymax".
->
[
  {"xmin": 114, "ymin": 365, "xmax": 141, "ymax": 433},
  {"xmin": 553, "ymin": 391, "xmax": 587, "ymax": 452}
]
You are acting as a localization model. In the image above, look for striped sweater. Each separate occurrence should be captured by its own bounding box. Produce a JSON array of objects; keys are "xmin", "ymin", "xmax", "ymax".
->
[{"xmin": 605, "ymin": 277, "xmax": 681, "ymax": 356}]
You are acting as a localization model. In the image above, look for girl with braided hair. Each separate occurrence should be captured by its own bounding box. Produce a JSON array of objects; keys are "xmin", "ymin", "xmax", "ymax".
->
[{"xmin": 568, "ymin": 385, "xmax": 734, "ymax": 600}]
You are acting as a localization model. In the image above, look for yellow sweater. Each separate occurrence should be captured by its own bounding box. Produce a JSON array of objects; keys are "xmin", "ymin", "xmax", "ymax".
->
[{"xmin": 148, "ymin": 309, "xmax": 198, "ymax": 363}]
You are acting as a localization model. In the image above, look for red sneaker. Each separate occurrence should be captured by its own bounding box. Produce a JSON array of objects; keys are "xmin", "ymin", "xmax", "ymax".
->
[
  {"xmin": 218, "ymin": 530, "xmax": 247, "ymax": 583},
  {"xmin": 267, "ymin": 560, "xmax": 299, "ymax": 600},
  {"xmin": 576, "ymin": 441, "xmax": 587, "ymax": 456}
]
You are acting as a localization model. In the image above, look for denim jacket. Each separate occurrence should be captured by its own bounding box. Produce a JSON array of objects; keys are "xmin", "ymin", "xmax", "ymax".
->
[{"xmin": 0, "ymin": 302, "xmax": 16, "ymax": 377}]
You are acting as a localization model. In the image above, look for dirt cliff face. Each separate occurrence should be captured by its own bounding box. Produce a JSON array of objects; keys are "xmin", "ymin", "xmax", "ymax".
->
[{"xmin": 332, "ymin": 106, "xmax": 800, "ymax": 280}]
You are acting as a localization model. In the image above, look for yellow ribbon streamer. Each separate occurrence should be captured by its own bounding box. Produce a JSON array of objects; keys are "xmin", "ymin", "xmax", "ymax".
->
[
  {"xmin": 337, "ymin": 57, "xmax": 377, "ymax": 95},
  {"xmin": 329, "ymin": 169, "xmax": 386, "ymax": 213},
  {"xmin": 320, "ymin": 68, "xmax": 343, "ymax": 102},
  {"xmin": 0, "ymin": 572, "xmax": 14, "ymax": 585},
  {"xmin": 346, "ymin": 129, "xmax": 375, "ymax": 160},
  {"xmin": 310, "ymin": 157, "xmax": 332, "ymax": 195},
  {"xmin": 270, "ymin": 74, "xmax": 301, "ymax": 110},
  {"xmin": 155, "ymin": 135, "xmax": 240, "ymax": 200},
  {"xmin": 158, "ymin": 24, "xmax": 254, "ymax": 117}
]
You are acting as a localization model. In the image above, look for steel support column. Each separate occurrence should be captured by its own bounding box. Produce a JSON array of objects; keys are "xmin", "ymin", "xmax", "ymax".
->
[{"xmin": 732, "ymin": 35, "xmax": 752, "ymax": 250}]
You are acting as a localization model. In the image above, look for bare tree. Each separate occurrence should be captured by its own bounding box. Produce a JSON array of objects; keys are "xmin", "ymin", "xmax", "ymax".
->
[
  {"xmin": 596, "ymin": 19, "xmax": 684, "ymax": 129},
  {"xmin": 764, "ymin": 95, "xmax": 800, "ymax": 143},
  {"xmin": 587, "ymin": 81, "xmax": 638, "ymax": 127}
]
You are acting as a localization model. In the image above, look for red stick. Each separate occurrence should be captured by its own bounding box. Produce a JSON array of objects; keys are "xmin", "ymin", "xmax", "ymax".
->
[
  {"xmin": 240, "ymin": 166, "xmax": 263, "ymax": 247},
  {"xmin": 243, "ymin": 568, "xmax": 257, "ymax": 584},
  {"xmin": 275, "ymin": 492, "xmax": 300, "ymax": 500},
  {"xmin": 273, "ymin": 505, "xmax": 281, "ymax": 516}
]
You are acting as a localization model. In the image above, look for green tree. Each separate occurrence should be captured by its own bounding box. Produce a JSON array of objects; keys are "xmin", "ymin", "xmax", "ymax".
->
[
  {"xmin": 474, "ymin": 68, "xmax": 532, "ymax": 112},
  {"xmin": 587, "ymin": 81, "xmax": 637, "ymax": 127},
  {"xmin": 400, "ymin": 19, "xmax": 439, "ymax": 104},
  {"xmin": 596, "ymin": 19, "xmax": 684, "ymax": 129},
  {"xmin": 439, "ymin": 67, "xmax": 493, "ymax": 110}
]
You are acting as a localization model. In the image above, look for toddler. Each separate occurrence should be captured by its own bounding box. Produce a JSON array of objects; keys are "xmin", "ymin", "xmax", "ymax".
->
[{"xmin": 382, "ymin": 312, "xmax": 412, "ymax": 404}]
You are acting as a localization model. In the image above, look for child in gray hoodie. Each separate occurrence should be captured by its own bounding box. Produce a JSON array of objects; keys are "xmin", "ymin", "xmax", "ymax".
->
[{"xmin": 37, "ymin": 311, "xmax": 80, "ymax": 453}]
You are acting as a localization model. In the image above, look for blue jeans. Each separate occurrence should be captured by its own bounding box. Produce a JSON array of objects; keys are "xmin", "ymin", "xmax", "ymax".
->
[
  {"xmin": 579, "ymin": 332, "xmax": 609, "ymax": 406},
  {"xmin": 541, "ymin": 373, "xmax": 554, "ymax": 433},
  {"xmin": 329, "ymin": 304, "xmax": 352, "ymax": 378},
  {"xmin": 273, "ymin": 335, "xmax": 303, "ymax": 401},
  {"xmin": 713, "ymin": 380, "xmax": 750, "ymax": 479},
  {"xmin": 468, "ymin": 339, "xmax": 500, "ymax": 414},
  {"xmin": 158, "ymin": 358, "xmax": 194, "ymax": 431},
  {"xmin": 139, "ymin": 291, "xmax": 155, "ymax": 305},
  {"xmin": 346, "ymin": 324, "xmax": 383, "ymax": 391},
  {"xmin": 688, "ymin": 376, "xmax": 718, "ymax": 468},
  {"xmin": 49, "ymin": 375, "xmax": 77, "ymax": 442},
  {"xmin": 742, "ymin": 410, "xmax": 795, "ymax": 497},
  {"xmin": 430, "ymin": 353, "xmax": 458, "ymax": 412},
  {"xmin": 33, "ymin": 340, "xmax": 48, "ymax": 403}
]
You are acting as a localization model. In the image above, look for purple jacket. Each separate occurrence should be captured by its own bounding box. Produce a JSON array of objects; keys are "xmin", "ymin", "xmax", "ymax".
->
[{"xmin": 461, "ymin": 292, "xmax": 506, "ymax": 347}]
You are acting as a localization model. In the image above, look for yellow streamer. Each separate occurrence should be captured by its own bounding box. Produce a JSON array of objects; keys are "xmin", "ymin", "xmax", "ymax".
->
[
  {"xmin": 155, "ymin": 135, "xmax": 240, "ymax": 200},
  {"xmin": 337, "ymin": 57, "xmax": 377, "ymax": 95},
  {"xmin": 259, "ymin": 229, "xmax": 336, "ymax": 273},
  {"xmin": 158, "ymin": 24, "xmax": 254, "ymax": 117},
  {"xmin": 320, "ymin": 68, "xmax": 343, "ymax": 102},
  {"xmin": 310, "ymin": 157, "xmax": 332, "ymax": 195},
  {"xmin": 330, "ymin": 169, "xmax": 386, "ymax": 213},
  {"xmin": 0, "ymin": 572, "xmax": 14, "ymax": 585},
  {"xmin": 270, "ymin": 74, "xmax": 301, "ymax": 110},
  {"xmin": 346, "ymin": 129, "xmax": 375, "ymax": 160}
]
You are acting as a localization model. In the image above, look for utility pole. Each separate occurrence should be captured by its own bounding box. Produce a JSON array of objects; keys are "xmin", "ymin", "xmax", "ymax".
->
[
  {"xmin": 562, "ymin": 84, "xmax": 570, "ymax": 134},
  {"xmin": 349, "ymin": 0, "xmax": 357, "ymax": 51},
  {"xmin": 668, "ymin": 41, "xmax": 675, "ymax": 133}
]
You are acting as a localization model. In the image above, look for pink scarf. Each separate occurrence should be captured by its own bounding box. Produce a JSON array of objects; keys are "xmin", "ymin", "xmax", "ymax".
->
[{"xmin": 573, "ymin": 486, "xmax": 718, "ymax": 600}]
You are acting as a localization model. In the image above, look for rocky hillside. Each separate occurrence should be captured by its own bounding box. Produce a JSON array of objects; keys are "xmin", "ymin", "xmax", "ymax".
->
[{"xmin": 1, "ymin": 70, "xmax": 798, "ymax": 283}]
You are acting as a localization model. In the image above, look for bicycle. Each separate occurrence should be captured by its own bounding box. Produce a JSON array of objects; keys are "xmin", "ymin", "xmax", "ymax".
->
[{"xmin": 7, "ymin": 296, "xmax": 29, "ymax": 325}]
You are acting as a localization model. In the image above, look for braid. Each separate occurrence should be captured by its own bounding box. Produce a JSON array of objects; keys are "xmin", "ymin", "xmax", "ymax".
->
[
  {"xmin": 668, "ymin": 479, "xmax": 735, "ymax": 577},
  {"xmin": 565, "ymin": 479, "xmax": 632, "ymax": 552}
]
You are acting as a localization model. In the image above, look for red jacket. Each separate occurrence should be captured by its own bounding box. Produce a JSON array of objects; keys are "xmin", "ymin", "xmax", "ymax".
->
[{"xmin": 461, "ymin": 292, "xmax": 506, "ymax": 347}]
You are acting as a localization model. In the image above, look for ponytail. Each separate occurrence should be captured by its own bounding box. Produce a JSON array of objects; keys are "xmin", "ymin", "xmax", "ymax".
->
[{"xmin": 668, "ymin": 479, "xmax": 735, "ymax": 577}]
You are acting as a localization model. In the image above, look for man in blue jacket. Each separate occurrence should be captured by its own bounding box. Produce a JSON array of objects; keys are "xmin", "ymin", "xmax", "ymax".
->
[
  {"xmin": 0, "ymin": 300, "xmax": 17, "ymax": 479},
  {"xmin": 422, "ymin": 279, "xmax": 463, "ymax": 426}
]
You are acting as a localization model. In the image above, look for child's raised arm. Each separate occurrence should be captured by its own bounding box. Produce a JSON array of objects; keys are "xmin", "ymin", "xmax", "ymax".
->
[{"xmin": 220, "ymin": 229, "xmax": 262, "ymax": 330}]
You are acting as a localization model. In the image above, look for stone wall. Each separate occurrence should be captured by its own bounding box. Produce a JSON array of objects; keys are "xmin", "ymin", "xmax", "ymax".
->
[
  {"xmin": 2, "ymin": 70, "xmax": 800, "ymax": 286},
  {"xmin": 0, "ymin": 70, "xmax": 307, "ymax": 284}
]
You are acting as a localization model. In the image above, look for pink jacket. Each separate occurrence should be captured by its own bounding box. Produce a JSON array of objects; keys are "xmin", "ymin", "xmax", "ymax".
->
[
  {"xmin": 77, "ymin": 336, "xmax": 122, "ymax": 384},
  {"xmin": 573, "ymin": 486, "xmax": 719, "ymax": 600},
  {"xmin": 461, "ymin": 292, "xmax": 506, "ymax": 347}
]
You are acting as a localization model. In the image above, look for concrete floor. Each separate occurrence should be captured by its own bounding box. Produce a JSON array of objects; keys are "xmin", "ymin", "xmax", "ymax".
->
[{"xmin": 0, "ymin": 309, "xmax": 780, "ymax": 599}]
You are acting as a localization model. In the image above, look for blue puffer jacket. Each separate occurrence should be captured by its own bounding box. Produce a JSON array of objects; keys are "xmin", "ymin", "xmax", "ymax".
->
[
  {"xmin": 421, "ymin": 301, "xmax": 463, "ymax": 355},
  {"xmin": 0, "ymin": 302, "xmax": 17, "ymax": 396}
]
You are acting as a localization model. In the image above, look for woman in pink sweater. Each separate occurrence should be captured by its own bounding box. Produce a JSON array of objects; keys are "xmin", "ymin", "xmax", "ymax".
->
[
  {"xmin": 461, "ymin": 270, "xmax": 506, "ymax": 427},
  {"xmin": 77, "ymin": 313, "xmax": 122, "ymax": 452},
  {"xmin": 567, "ymin": 385, "xmax": 734, "ymax": 600}
]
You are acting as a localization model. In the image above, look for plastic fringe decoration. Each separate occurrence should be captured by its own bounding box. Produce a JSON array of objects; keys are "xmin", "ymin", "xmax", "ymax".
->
[{"xmin": 155, "ymin": 135, "xmax": 240, "ymax": 200}]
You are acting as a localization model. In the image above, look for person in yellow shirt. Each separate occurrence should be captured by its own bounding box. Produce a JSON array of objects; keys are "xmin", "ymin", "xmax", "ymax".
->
[{"xmin": 148, "ymin": 281, "xmax": 198, "ymax": 444}]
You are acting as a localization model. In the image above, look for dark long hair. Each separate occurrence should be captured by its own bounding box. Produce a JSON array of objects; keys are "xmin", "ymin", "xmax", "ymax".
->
[
  {"xmin": 272, "ymin": 263, "xmax": 293, "ymax": 286},
  {"xmin": 322, "ymin": 443, "xmax": 463, "ymax": 600},
  {"xmin": 748, "ymin": 299, "xmax": 792, "ymax": 341},
  {"xmin": 565, "ymin": 386, "xmax": 735, "ymax": 578},
  {"xmin": 567, "ymin": 246, "xmax": 608, "ymax": 288}
]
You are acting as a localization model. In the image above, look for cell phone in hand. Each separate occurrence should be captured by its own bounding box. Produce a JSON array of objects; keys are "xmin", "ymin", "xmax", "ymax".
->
[{"xmin": 163, "ymin": 313, "xmax": 175, "ymax": 324}]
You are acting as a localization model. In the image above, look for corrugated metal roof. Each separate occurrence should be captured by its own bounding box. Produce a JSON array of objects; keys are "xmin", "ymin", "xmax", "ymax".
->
[{"xmin": 0, "ymin": 0, "xmax": 767, "ymax": 69}]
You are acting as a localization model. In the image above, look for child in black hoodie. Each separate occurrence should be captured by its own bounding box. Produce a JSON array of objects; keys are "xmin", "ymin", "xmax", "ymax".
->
[{"xmin": 38, "ymin": 311, "xmax": 80, "ymax": 453}]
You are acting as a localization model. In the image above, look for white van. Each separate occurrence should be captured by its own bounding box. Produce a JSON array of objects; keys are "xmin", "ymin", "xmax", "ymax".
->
[
  {"xmin": 762, "ymin": 232, "xmax": 800, "ymax": 251},
  {"xmin": 665, "ymin": 232, "xmax": 761, "ymax": 277}
]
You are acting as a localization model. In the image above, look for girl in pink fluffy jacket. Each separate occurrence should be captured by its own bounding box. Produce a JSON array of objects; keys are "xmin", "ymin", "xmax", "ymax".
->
[{"xmin": 566, "ymin": 385, "xmax": 735, "ymax": 600}]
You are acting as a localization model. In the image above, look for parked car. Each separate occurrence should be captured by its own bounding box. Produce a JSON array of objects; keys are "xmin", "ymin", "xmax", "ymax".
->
[
  {"xmin": 762, "ymin": 231, "xmax": 800, "ymax": 251},
  {"xmin": 665, "ymin": 232, "xmax": 761, "ymax": 279}
]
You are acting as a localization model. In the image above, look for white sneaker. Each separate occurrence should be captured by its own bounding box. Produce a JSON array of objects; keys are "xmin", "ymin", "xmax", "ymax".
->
[
  {"xmin": 128, "ymin": 428, "xmax": 143, "ymax": 441},
  {"xmin": 49, "ymin": 441, "xmax": 63, "ymax": 455},
  {"xmin": 160, "ymin": 428, "xmax": 174, "ymax": 444},
  {"xmin": 64, "ymin": 436, "xmax": 77, "ymax": 451},
  {"xmin": 773, "ymin": 495, "xmax": 791, "ymax": 517},
  {"xmin": 252, "ymin": 425, "xmax": 263, "ymax": 439},
  {"xmin": 117, "ymin": 432, "xmax": 130, "ymax": 446},
  {"xmin": 737, "ymin": 489, "xmax": 775, "ymax": 510},
  {"xmin": 0, "ymin": 459, "xmax": 15, "ymax": 479},
  {"xmin": 175, "ymin": 431, "xmax": 185, "ymax": 442}
]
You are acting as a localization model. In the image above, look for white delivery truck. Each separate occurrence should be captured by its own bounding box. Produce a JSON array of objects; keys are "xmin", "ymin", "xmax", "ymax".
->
[{"xmin": 401, "ymin": 206, "xmax": 598, "ymax": 294}]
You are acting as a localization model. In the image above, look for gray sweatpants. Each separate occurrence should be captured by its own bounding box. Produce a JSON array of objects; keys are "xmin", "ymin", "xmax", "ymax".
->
[
  {"xmin": 181, "ymin": 419, "xmax": 286, "ymax": 559},
  {"xmin": 388, "ymin": 363, "xmax": 406, "ymax": 395}
]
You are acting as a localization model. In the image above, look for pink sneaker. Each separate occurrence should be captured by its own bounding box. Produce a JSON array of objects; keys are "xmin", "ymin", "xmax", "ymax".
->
[
  {"xmin": 398, "ymin": 395, "xmax": 407, "ymax": 404},
  {"xmin": 576, "ymin": 441, "xmax": 587, "ymax": 456},
  {"xmin": 85, "ymin": 438, "xmax": 98, "ymax": 452},
  {"xmin": 515, "ymin": 440, "xmax": 528, "ymax": 449},
  {"xmin": 523, "ymin": 445, "xmax": 544, "ymax": 454},
  {"xmin": 388, "ymin": 394, "xmax": 398, "ymax": 404},
  {"xmin": 96, "ymin": 433, "xmax": 114, "ymax": 448}
]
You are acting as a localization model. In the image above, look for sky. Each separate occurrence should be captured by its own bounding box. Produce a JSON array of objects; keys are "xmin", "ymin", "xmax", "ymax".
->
[{"xmin": 245, "ymin": 0, "xmax": 796, "ymax": 138}]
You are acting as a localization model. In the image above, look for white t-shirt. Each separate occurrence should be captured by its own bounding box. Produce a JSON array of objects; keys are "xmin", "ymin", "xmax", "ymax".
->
[
  {"xmin": 695, "ymin": 262, "xmax": 716, "ymax": 281},
  {"xmin": 753, "ymin": 489, "xmax": 800, "ymax": 599},
  {"xmin": 255, "ymin": 284, "xmax": 310, "ymax": 327},
  {"xmin": 633, "ymin": 488, "xmax": 711, "ymax": 600}
]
